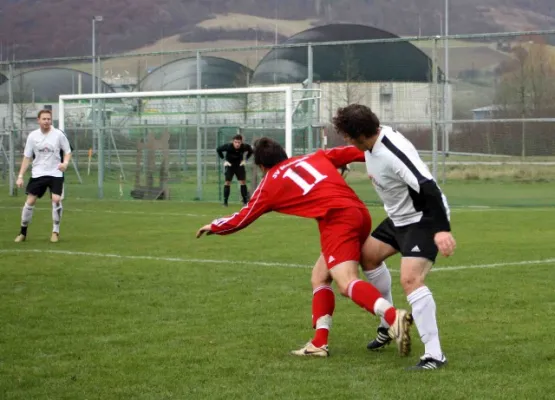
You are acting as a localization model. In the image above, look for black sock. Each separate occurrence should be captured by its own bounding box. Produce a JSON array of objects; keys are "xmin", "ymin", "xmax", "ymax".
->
[
  {"xmin": 223, "ymin": 185, "xmax": 230, "ymax": 203},
  {"xmin": 240, "ymin": 184, "xmax": 248, "ymax": 203},
  {"xmin": 20, "ymin": 226, "xmax": 28, "ymax": 236}
]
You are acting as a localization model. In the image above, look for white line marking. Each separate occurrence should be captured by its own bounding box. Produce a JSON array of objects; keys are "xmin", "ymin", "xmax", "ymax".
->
[
  {"xmin": 0, "ymin": 249, "xmax": 308, "ymax": 268},
  {"xmin": 0, "ymin": 249, "xmax": 554, "ymax": 273}
]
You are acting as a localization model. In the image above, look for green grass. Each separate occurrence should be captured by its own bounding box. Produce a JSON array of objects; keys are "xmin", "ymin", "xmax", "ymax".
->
[{"xmin": 1, "ymin": 192, "xmax": 554, "ymax": 399}]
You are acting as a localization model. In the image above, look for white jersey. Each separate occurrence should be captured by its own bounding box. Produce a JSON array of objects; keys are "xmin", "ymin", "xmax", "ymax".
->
[
  {"xmin": 24, "ymin": 128, "xmax": 71, "ymax": 178},
  {"xmin": 364, "ymin": 126, "xmax": 450, "ymax": 227}
]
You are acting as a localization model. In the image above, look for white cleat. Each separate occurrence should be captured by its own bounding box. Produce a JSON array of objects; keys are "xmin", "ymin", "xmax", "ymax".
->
[
  {"xmin": 291, "ymin": 342, "xmax": 329, "ymax": 357},
  {"xmin": 387, "ymin": 309, "xmax": 413, "ymax": 357},
  {"xmin": 14, "ymin": 234, "xmax": 26, "ymax": 243},
  {"xmin": 50, "ymin": 232, "xmax": 59, "ymax": 243}
]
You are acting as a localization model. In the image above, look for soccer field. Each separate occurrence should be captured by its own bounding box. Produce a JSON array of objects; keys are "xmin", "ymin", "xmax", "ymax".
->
[{"xmin": 1, "ymin": 195, "xmax": 554, "ymax": 399}]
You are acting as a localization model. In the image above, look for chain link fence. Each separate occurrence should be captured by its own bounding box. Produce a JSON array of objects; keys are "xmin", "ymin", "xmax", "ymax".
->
[{"xmin": 1, "ymin": 29, "xmax": 555, "ymax": 206}]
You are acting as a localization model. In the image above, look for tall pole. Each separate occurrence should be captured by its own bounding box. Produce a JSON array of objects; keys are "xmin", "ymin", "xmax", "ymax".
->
[
  {"xmin": 196, "ymin": 51, "xmax": 203, "ymax": 200},
  {"xmin": 8, "ymin": 63, "xmax": 14, "ymax": 196},
  {"xmin": 444, "ymin": 0, "xmax": 450, "ymax": 154},
  {"xmin": 92, "ymin": 18, "xmax": 96, "ymax": 153}
]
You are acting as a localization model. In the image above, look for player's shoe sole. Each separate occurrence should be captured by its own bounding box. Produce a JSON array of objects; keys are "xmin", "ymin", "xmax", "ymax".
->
[
  {"xmin": 50, "ymin": 233, "xmax": 59, "ymax": 243},
  {"xmin": 291, "ymin": 342, "xmax": 329, "ymax": 357},
  {"xmin": 387, "ymin": 309, "xmax": 413, "ymax": 357},
  {"xmin": 14, "ymin": 234, "xmax": 26, "ymax": 243}
]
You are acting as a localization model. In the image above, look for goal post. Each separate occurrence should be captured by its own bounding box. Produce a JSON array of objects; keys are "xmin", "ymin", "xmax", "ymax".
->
[{"xmin": 58, "ymin": 85, "xmax": 318, "ymax": 201}]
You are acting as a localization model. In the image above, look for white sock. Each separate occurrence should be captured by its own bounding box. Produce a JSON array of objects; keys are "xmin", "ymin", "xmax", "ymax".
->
[
  {"xmin": 52, "ymin": 201, "xmax": 63, "ymax": 234},
  {"xmin": 21, "ymin": 202, "xmax": 35, "ymax": 228},
  {"xmin": 407, "ymin": 286, "xmax": 443, "ymax": 360},
  {"xmin": 364, "ymin": 263, "xmax": 393, "ymax": 328}
]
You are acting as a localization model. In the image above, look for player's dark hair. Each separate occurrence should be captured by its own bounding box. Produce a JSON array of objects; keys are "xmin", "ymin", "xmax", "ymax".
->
[
  {"xmin": 253, "ymin": 137, "xmax": 288, "ymax": 169},
  {"xmin": 232, "ymin": 134, "xmax": 243, "ymax": 141},
  {"xmin": 37, "ymin": 109, "xmax": 52, "ymax": 118},
  {"xmin": 332, "ymin": 104, "xmax": 380, "ymax": 139}
]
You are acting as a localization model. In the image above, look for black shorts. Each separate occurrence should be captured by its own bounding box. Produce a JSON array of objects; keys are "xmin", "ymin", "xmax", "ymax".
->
[
  {"xmin": 26, "ymin": 176, "xmax": 64, "ymax": 199},
  {"xmin": 224, "ymin": 164, "xmax": 246, "ymax": 181},
  {"xmin": 371, "ymin": 217, "xmax": 439, "ymax": 262}
]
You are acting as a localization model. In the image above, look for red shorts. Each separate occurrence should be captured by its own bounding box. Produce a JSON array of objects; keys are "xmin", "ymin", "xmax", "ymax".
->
[{"xmin": 318, "ymin": 207, "xmax": 372, "ymax": 269}]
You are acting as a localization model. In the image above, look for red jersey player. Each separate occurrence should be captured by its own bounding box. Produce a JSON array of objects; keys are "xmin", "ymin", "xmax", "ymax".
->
[{"xmin": 196, "ymin": 137, "xmax": 413, "ymax": 357}]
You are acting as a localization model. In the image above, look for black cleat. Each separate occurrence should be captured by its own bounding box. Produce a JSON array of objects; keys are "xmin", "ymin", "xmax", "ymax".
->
[
  {"xmin": 367, "ymin": 326, "xmax": 392, "ymax": 350},
  {"xmin": 407, "ymin": 355, "xmax": 447, "ymax": 371}
]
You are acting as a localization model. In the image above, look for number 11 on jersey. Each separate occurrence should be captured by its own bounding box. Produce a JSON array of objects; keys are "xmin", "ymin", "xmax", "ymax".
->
[{"xmin": 283, "ymin": 161, "xmax": 328, "ymax": 195}]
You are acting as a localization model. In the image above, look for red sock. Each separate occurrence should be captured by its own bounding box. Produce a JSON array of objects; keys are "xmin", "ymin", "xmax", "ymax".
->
[
  {"xmin": 347, "ymin": 279, "xmax": 383, "ymax": 315},
  {"xmin": 311, "ymin": 286, "xmax": 334, "ymax": 347},
  {"xmin": 384, "ymin": 307, "xmax": 397, "ymax": 326}
]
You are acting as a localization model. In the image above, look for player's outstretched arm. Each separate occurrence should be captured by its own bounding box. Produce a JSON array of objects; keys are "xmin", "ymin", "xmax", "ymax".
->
[
  {"xmin": 196, "ymin": 224, "xmax": 214, "ymax": 238},
  {"xmin": 196, "ymin": 175, "xmax": 272, "ymax": 237},
  {"xmin": 323, "ymin": 146, "xmax": 365, "ymax": 168}
]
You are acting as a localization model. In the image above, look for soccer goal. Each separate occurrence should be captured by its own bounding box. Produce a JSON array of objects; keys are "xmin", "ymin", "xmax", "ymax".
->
[{"xmin": 58, "ymin": 86, "xmax": 321, "ymax": 201}]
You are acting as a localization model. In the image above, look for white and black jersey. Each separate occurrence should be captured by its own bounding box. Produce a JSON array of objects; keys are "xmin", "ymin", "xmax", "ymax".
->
[
  {"xmin": 24, "ymin": 128, "xmax": 71, "ymax": 178},
  {"xmin": 364, "ymin": 126, "xmax": 451, "ymax": 232}
]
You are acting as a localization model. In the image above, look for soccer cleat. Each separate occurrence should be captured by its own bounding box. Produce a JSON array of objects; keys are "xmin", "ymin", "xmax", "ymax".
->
[
  {"xmin": 367, "ymin": 326, "xmax": 392, "ymax": 351},
  {"xmin": 291, "ymin": 342, "xmax": 329, "ymax": 357},
  {"xmin": 407, "ymin": 355, "xmax": 448, "ymax": 371},
  {"xmin": 387, "ymin": 309, "xmax": 413, "ymax": 357},
  {"xmin": 14, "ymin": 234, "xmax": 26, "ymax": 243},
  {"xmin": 50, "ymin": 232, "xmax": 59, "ymax": 243}
]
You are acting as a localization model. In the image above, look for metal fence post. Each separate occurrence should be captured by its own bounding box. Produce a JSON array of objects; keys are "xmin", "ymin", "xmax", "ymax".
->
[
  {"xmin": 307, "ymin": 44, "xmax": 314, "ymax": 153},
  {"xmin": 196, "ymin": 51, "xmax": 203, "ymax": 200},
  {"xmin": 431, "ymin": 37, "xmax": 439, "ymax": 181},
  {"xmin": 8, "ymin": 62, "xmax": 15, "ymax": 196}
]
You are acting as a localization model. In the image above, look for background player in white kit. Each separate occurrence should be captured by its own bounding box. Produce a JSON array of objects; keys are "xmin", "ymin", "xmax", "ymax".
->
[
  {"xmin": 14, "ymin": 109, "xmax": 72, "ymax": 243},
  {"xmin": 333, "ymin": 104, "xmax": 456, "ymax": 370}
]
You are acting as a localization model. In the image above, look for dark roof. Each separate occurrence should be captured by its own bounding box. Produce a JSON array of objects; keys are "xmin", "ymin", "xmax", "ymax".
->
[
  {"xmin": 252, "ymin": 23, "xmax": 441, "ymax": 84},
  {"xmin": 138, "ymin": 56, "xmax": 252, "ymax": 91},
  {"xmin": 0, "ymin": 67, "xmax": 114, "ymax": 103},
  {"xmin": 0, "ymin": 72, "xmax": 6, "ymax": 86}
]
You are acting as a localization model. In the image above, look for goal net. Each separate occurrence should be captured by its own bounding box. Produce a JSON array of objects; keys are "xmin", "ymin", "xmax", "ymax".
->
[{"xmin": 58, "ymin": 86, "xmax": 320, "ymax": 202}]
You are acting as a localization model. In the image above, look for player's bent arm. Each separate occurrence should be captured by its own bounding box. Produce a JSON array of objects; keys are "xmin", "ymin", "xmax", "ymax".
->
[
  {"xmin": 245, "ymin": 144, "xmax": 254, "ymax": 160},
  {"xmin": 324, "ymin": 146, "xmax": 365, "ymax": 168},
  {"xmin": 392, "ymin": 157, "xmax": 450, "ymax": 232},
  {"xmin": 216, "ymin": 144, "xmax": 227, "ymax": 159},
  {"xmin": 419, "ymin": 180, "xmax": 451, "ymax": 232}
]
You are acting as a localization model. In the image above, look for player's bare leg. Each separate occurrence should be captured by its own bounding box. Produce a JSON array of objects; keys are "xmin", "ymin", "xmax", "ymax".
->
[
  {"xmin": 50, "ymin": 193, "xmax": 63, "ymax": 243},
  {"xmin": 401, "ymin": 257, "xmax": 447, "ymax": 370},
  {"xmin": 15, "ymin": 194, "xmax": 37, "ymax": 242},
  {"xmin": 291, "ymin": 255, "xmax": 334, "ymax": 357},
  {"xmin": 332, "ymin": 260, "xmax": 412, "ymax": 357},
  {"xmin": 360, "ymin": 236, "xmax": 398, "ymax": 350}
]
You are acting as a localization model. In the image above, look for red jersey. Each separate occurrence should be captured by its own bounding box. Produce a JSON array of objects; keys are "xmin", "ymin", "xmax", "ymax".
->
[{"xmin": 211, "ymin": 146, "xmax": 366, "ymax": 235}]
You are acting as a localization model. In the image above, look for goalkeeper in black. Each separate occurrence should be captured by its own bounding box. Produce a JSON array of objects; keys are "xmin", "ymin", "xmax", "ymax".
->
[{"xmin": 216, "ymin": 134, "xmax": 253, "ymax": 206}]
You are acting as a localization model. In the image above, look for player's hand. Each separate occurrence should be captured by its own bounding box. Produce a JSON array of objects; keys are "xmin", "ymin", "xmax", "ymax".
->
[
  {"xmin": 16, "ymin": 177, "xmax": 24, "ymax": 188},
  {"xmin": 58, "ymin": 163, "xmax": 68, "ymax": 172},
  {"xmin": 434, "ymin": 231, "xmax": 456, "ymax": 257},
  {"xmin": 196, "ymin": 224, "xmax": 214, "ymax": 238},
  {"xmin": 224, "ymin": 161, "xmax": 231, "ymax": 167},
  {"xmin": 240, "ymin": 160, "xmax": 246, "ymax": 167}
]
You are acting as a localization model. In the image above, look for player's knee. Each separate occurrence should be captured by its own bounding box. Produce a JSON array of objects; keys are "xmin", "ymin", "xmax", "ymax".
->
[
  {"xmin": 360, "ymin": 255, "xmax": 383, "ymax": 272},
  {"xmin": 224, "ymin": 182, "xmax": 231, "ymax": 186},
  {"xmin": 26, "ymin": 196, "xmax": 37, "ymax": 206},
  {"xmin": 399, "ymin": 274, "xmax": 424, "ymax": 294},
  {"xmin": 51, "ymin": 195, "xmax": 62, "ymax": 204}
]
